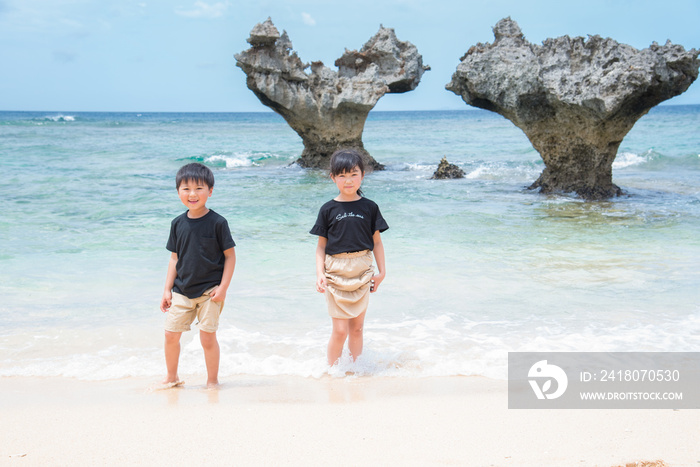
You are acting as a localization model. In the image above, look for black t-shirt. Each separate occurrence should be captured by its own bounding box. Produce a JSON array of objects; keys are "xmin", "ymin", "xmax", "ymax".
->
[
  {"xmin": 166, "ymin": 209, "xmax": 236, "ymax": 298},
  {"xmin": 310, "ymin": 197, "xmax": 389, "ymax": 255}
]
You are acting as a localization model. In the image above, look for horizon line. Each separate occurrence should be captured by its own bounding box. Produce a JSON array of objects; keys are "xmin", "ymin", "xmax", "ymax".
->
[{"xmin": 1, "ymin": 103, "xmax": 697, "ymax": 114}]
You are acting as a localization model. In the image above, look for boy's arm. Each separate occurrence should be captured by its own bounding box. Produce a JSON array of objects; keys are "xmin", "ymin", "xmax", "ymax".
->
[
  {"xmin": 160, "ymin": 252, "xmax": 178, "ymax": 312},
  {"xmin": 371, "ymin": 231, "xmax": 386, "ymax": 293},
  {"xmin": 210, "ymin": 247, "xmax": 236, "ymax": 303},
  {"xmin": 315, "ymin": 236, "xmax": 328, "ymax": 293}
]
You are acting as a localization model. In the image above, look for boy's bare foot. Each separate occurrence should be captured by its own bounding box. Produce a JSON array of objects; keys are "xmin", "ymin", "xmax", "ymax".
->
[{"xmin": 206, "ymin": 381, "xmax": 220, "ymax": 390}]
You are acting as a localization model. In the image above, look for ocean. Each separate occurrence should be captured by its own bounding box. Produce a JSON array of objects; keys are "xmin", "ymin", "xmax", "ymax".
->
[{"xmin": 1, "ymin": 107, "xmax": 698, "ymax": 381}]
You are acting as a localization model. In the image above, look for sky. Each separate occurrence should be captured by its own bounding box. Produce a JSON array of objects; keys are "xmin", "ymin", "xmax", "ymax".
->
[{"xmin": 1, "ymin": 0, "xmax": 699, "ymax": 112}]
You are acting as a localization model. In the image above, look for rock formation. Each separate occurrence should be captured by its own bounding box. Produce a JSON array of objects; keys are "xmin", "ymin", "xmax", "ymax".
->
[
  {"xmin": 431, "ymin": 157, "xmax": 465, "ymax": 179},
  {"xmin": 235, "ymin": 18, "xmax": 429, "ymax": 170},
  {"xmin": 446, "ymin": 18, "xmax": 700, "ymax": 199}
]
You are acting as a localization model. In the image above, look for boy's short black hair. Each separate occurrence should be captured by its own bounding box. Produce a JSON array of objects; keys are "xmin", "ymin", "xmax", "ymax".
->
[{"xmin": 176, "ymin": 163, "xmax": 215, "ymax": 189}]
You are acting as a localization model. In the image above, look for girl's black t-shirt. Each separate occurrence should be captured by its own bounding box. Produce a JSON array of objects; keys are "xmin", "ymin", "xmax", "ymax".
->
[
  {"xmin": 166, "ymin": 209, "xmax": 236, "ymax": 298},
  {"xmin": 310, "ymin": 198, "xmax": 388, "ymax": 255}
]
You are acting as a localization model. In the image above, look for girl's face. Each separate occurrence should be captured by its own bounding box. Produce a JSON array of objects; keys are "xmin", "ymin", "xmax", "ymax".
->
[{"xmin": 331, "ymin": 166, "xmax": 364, "ymax": 200}]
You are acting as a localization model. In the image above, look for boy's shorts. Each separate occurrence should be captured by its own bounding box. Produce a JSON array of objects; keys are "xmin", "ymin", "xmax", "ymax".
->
[{"xmin": 165, "ymin": 287, "xmax": 223, "ymax": 333}]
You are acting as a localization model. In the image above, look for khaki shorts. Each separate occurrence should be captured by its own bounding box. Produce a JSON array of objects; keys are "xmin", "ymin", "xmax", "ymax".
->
[{"xmin": 165, "ymin": 287, "xmax": 223, "ymax": 333}]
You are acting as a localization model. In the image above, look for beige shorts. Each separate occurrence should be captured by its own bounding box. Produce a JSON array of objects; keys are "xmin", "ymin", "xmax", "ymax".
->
[
  {"xmin": 165, "ymin": 287, "xmax": 223, "ymax": 333},
  {"xmin": 324, "ymin": 250, "xmax": 375, "ymax": 319}
]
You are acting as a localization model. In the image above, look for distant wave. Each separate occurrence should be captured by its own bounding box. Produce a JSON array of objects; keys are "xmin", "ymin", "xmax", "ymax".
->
[
  {"xmin": 394, "ymin": 151, "xmax": 699, "ymax": 173},
  {"xmin": 613, "ymin": 152, "xmax": 649, "ymax": 168},
  {"xmin": 388, "ymin": 162, "xmax": 435, "ymax": 172},
  {"xmin": 389, "ymin": 160, "xmax": 542, "ymax": 184},
  {"xmin": 35, "ymin": 114, "xmax": 76, "ymax": 122},
  {"xmin": 614, "ymin": 150, "xmax": 700, "ymax": 170},
  {"xmin": 205, "ymin": 153, "xmax": 256, "ymax": 168},
  {"xmin": 392, "ymin": 151, "xmax": 697, "ymax": 174},
  {"xmin": 0, "ymin": 114, "xmax": 80, "ymax": 126},
  {"xmin": 187, "ymin": 151, "xmax": 295, "ymax": 168}
]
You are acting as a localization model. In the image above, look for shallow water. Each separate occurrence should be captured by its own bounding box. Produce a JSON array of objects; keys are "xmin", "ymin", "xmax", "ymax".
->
[{"xmin": 1, "ymin": 108, "xmax": 698, "ymax": 380}]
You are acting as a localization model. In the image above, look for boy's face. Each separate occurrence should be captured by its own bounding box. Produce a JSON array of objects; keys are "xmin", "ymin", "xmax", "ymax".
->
[{"xmin": 178, "ymin": 179, "xmax": 212, "ymax": 213}]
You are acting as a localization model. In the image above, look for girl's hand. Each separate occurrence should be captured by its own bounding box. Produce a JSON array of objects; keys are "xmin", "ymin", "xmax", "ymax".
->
[
  {"xmin": 370, "ymin": 272, "xmax": 385, "ymax": 293},
  {"xmin": 315, "ymin": 237, "xmax": 328, "ymax": 294},
  {"xmin": 316, "ymin": 275, "xmax": 327, "ymax": 293}
]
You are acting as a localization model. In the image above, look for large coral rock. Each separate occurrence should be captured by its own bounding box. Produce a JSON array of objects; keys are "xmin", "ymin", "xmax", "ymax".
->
[
  {"xmin": 446, "ymin": 18, "xmax": 700, "ymax": 199},
  {"xmin": 235, "ymin": 18, "xmax": 429, "ymax": 170}
]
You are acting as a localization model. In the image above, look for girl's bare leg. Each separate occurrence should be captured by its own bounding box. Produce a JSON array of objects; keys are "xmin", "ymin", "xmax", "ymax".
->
[
  {"xmin": 328, "ymin": 318, "xmax": 349, "ymax": 366},
  {"xmin": 347, "ymin": 312, "xmax": 366, "ymax": 361}
]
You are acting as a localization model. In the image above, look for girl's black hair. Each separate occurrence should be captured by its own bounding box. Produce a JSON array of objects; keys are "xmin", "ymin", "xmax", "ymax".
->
[
  {"xmin": 329, "ymin": 148, "xmax": 365, "ymax": 196},
  {"xmin": 176, "ymin": 163, "xmax": 215, "ymax": 189}
]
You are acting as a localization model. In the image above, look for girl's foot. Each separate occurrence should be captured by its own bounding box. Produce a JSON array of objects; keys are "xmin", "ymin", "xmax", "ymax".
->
[{"xmin": 148, "ymin": 379, "xmax": 184, "ymax": 391}]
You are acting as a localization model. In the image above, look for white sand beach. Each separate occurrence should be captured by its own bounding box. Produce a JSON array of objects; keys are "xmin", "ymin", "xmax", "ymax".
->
[{"xmin": 1, "ymin": 376, "xmax": 697, "ymax": 466}]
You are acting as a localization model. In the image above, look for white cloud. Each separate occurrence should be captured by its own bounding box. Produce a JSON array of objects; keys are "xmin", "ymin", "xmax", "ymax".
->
[
  {"xmin": 301, "ymin": 12, "xmax": 315, "ymax": 26},
  {"xmin": 0, "ymin": 0, "xmax": 87, "ymax": 33},
  {"xmin": 175, "ymin": 1, "xmax": 228, "ymax": 19}
]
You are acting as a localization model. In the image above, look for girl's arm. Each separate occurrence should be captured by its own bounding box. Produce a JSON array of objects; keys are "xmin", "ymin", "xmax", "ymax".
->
[
  {"xmin": 371, "ymin": 230, "xmax": 386, "ymax": 293},
  {"xmin": 160, "ymin": 252, "xmax": 178, "ymax": 312},
  {"xmin": 210, "ymin": 247, "xmax": 236, "ymax": 303},
  {"xmin": 315, "ymin": 236, "xmax": 328, "ymax": 293}
]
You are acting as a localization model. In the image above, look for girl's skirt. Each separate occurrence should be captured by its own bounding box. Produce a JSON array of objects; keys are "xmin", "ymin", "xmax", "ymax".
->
[{"xmin": 324, "ymin": 250, "xmax": 375, "ymax": 319}]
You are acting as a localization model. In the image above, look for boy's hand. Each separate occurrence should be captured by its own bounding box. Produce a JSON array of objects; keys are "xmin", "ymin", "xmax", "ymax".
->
[
  {"xmin": 370, "ymin": 272, "xmax": 385, "ymax": 293},
  {"xmin": 209, "ymin": 286, "xmax": 226, "ymax": 303},
  {"xmin": 160, "ymin": 291, "xmax": 172, "ymax": 313},
  {"xmin": 316, "ymin": 275, "xmax": 327, "ymax": 293}
]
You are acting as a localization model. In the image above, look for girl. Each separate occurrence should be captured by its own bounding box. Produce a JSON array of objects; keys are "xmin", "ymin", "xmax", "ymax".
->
[{"xmin": 310, "ymin": 148, "xmax": 388, "ymax": 366}]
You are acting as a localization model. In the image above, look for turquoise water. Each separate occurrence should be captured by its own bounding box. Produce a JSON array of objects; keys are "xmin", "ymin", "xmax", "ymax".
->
[{"xmin": 0, "ymin": 108, "xmax": 698, "ymax": 380}]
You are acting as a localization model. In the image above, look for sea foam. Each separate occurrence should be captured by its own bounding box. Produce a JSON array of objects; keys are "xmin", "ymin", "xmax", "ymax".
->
[
  {"xmin": 613, "ymin": 152, "xmax": 648, "ymax": 168},
  {"xmin": 1, "ymin": 309, "xmax": 697, "ymax": 381}
]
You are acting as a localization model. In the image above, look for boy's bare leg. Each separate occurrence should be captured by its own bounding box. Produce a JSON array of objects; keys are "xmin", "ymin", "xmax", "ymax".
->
[
  {"xmin": 347, "ymin": 311, "xmax": 366, "ymax": 361},
  {"xmin": 199, "ymin": 330, "xmax": 220, "ymax": 388},
  {"xmin": 163, "ymin": 330, "xmax": 182, "ymax": 383},
  {"xmin": 327, "ymin": 318, "xmax": 349, "ymax": 366}
]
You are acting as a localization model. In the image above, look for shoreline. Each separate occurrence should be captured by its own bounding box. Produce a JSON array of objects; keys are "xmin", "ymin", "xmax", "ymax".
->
[{"xmin": 1, "ymin": 375, "xmax": 696, "ymax": 466}]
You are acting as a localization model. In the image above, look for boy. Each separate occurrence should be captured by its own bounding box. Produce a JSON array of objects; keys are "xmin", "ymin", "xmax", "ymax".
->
[{"xmin": 159, "ymin": 163, "xmax": 236, "ymax": 388}]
